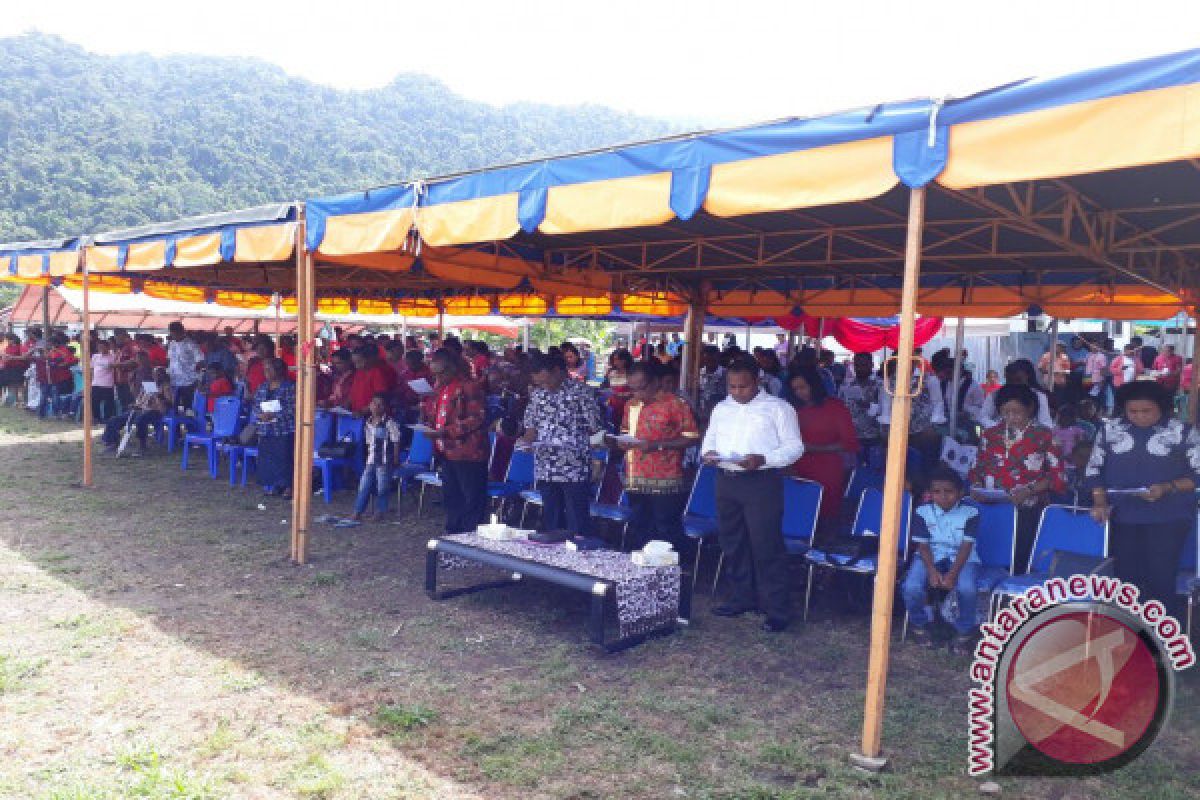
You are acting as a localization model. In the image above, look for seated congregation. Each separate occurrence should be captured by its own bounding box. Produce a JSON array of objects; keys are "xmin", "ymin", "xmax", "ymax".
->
[{"xmin": 22, "ymin": 319, "xmax": 1198, "ymax": 645}]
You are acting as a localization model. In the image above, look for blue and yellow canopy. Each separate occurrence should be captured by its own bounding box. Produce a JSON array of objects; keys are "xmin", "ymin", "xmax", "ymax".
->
[{"xmin": 5, "ymin": 47, "xmax": 1200, "ymax": 320}]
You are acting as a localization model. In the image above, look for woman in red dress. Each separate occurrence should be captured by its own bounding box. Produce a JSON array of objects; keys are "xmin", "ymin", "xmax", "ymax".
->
[{"xmin": 787, "ymin": 366, "xmax": 859, "ymax": 526}]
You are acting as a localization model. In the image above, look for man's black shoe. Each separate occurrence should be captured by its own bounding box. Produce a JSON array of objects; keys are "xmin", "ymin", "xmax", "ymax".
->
[
  {"xmin": 762, "ymin": 618, "xmax": 789, "ymax": 633},
  {"xmin": 710, "ymin": 604, "xmax": 756, "ymax": 617}
]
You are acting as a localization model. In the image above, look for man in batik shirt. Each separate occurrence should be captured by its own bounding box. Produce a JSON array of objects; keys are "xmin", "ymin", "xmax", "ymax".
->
[
  {"xmin": 425, "ymin": 349, "xmax": 489, "ymax": 534},
  {"xmin": 609, "ymin": 361, "xmax": 700, "ymax": 550},
  {"xmin": 840, "ymin": 352, "xmax": 883, "ymax": 453},
  {"xmin": 521, "ymin": 352, "xmax": 604, "ymax": 541}
]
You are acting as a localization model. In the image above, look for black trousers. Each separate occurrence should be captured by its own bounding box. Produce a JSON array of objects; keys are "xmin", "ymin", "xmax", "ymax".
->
[
  {"xmin": 1110, "ymin": 518, "xmax": 1190, "ymax": 618},
  {"xmin": 715, "ymin": 470, "xmax": 790, "ymax": 621},
  {"xmin": 537, "ymin": 480, "xmax": 591, "ymax": 536},
  {"xmin": 1015, "ymin": 505, "xmax": 1044, "ymax": 573},
  {"xmin": 441, "ymin": 459, "xmax": 488, "ymax": 534},
  {"xmin": 91, "ymin": 386, "xmax": 116, "ymax": 421},
  {"xmin": 627, "ymin": 491, "xmax": 686, "ymax": 551},
  {"xmin": 116, "ymin": 382, "xmax": 134, "ymax": 411}
]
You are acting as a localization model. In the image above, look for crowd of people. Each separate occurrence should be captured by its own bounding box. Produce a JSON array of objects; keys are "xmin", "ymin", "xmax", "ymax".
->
[{"xmin": 3, "ymin": 320, "xmax": 1197, "ymax": 643}]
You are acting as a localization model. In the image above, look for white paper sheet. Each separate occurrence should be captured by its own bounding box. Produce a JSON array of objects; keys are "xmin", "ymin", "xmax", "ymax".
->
[
  {"xmin": 408, "ymin": 378, "xmax": 434, "ymax": 395},
  {"xmin": 259, "ymin": 399, "xmax": 282, "ymax": 413}
]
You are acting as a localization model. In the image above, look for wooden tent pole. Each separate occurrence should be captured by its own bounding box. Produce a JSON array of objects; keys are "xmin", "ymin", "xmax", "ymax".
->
[
  {"xmin": 948, "ymin": 317, "xmax": 965, "ymax": 432},
  {"xmin": 294, "ymin": 228, "xmax": 317, "ymax": 564},
  {"xmin": 680, "ymin": 283, "xmax": 707, "ymax": 394},
  {"xmin": 40, "ymin": 285, "xmax": 51, "ymax": 336},
  {"xmin": 80, "ymin": 249, "xmax": 94, "ymax": 488},
  {"xmin": 857, "ymin": 186, "xmax": 926, "ymax": 768},
  {"xmin": 289, "ymin": 220, "xmax": 308, "ymax": 562}
]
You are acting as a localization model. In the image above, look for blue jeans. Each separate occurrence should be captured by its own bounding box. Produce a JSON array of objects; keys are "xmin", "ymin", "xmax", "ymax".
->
[
  {"xmin": 903, "ymin": 557, "xmax": 979, "ymax": 635},
  {"xmin": 354, "ymin": 465, "xmax": 392, "ymax": 515}
]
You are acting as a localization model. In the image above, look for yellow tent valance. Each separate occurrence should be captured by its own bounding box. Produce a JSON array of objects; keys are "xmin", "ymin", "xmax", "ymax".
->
[
  {"xmin": 318, "ymin": 209, "xmax": 413, "ymax": 256},
  {"xmin": 940, "ymin": 82, "xmax": 1200, "ymax": 189},
  {"xmin": 234, "ymin": 223, "xmax": 296, "ymax": 263},
  {"xmin": 705, "ymin": 136, "xmax": 898, "ymax": 217},
  {"xmin": 418, "ymin": 194, "xmax": 521, "ymax": 247}
]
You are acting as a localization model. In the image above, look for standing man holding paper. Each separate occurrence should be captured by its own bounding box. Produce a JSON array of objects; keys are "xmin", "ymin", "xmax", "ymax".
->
[
  {"xmin": 521, "ymin": 352, "xmax": 605, "ymax": 543},
  {"xmin": 425, "ymin": 349, "xmax": 489, "ymax": 534},
  {"xmin": 701, "ymin": 359, "xmax": 805, "ymax": 632}
]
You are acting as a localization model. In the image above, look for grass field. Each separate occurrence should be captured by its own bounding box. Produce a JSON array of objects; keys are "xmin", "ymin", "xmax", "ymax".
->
[{"xmin": 0, "ymin": 406, "xmax": 1195, "ymax": 799}]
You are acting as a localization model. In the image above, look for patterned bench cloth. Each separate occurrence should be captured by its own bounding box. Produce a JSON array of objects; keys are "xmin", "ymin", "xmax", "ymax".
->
[{"xmin": 439, "ymin": 533, "xmax": 681, "ymax": 638}]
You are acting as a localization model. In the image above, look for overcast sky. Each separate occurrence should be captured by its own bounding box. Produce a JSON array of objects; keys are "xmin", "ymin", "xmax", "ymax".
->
[{"xmin": 2, "ymin": 1, "xmax": 1196, "ymax": 126}]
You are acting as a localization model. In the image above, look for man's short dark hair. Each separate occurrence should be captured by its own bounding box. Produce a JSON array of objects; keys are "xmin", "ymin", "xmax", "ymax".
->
[
  {"xmin": 529, "ymin": 352, "xmax": 566, "ymax": 374},
  {"xmin": 927, "ymin": 464, "xmax": 965, "ymax": 492},
  {"xmin": 725, "ymin": 356, "xmax": 760, "ymax": 380},
  {"xmin": 628, "ymin": 361, "xmax": 662, "ymax": 383}
]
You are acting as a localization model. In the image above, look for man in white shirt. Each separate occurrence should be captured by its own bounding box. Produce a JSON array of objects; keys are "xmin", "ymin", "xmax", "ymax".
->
[{"xmin": 700, "ymin": 359, "xmax": 805, "ymax": 632}]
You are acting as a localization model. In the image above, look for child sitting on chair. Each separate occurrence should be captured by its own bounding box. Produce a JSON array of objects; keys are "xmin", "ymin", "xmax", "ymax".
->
[
  {"xmin": 352, "ymin": 393, "xmax": 403, "ymax": 522},
  {"xmin": 902, "ymin": 465, "xmax": 980, "ymax": 652}
]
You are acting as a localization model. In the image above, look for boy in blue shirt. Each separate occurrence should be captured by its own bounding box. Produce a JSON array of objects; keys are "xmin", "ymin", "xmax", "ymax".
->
[{"xmin": 903, "ymin": 465, "xmax": 980, "ymax": 651}]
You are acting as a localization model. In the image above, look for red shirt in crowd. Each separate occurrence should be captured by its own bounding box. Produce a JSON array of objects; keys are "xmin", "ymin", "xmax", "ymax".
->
[
  {"xmin": 245, "ymin": 358, "xmax": 267, "ymax": 396},
  {"xmin": 280, "ymin": 347, "xmax": 297, "ymax": 375},
  {"xmin": 1154, "ymin": 352, "xmax": 1184, "ymax": 391},
  {"xmin": 393, "ymin": 365, "xmax": 432, "ymax": 410},
  {"xmin": 46, "ymin": 346, "xmax": 77, "ymax": 385},
  {"xmin": 429, "ymin": 377, "xmax": 488, "ymax": 462},
  {"xmin": 348, "ymin": 367, "xmax": 388, "ymax": 413},
  {"xmin": 146, "ymin": 343, "xmax": 168, "ymax": 368},
  {"xmin": 206, "ymin": 377, "xmax": 234, "ymax": 412}
]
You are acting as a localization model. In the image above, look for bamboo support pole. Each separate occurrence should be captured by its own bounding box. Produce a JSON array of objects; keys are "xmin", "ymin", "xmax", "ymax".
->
[
  {"xmin": 680, "ymin": 283, "xmax": 707, "ymax": 394},
  {"xmin": 289, "ymin": 220, "xmax": 313, "ymax": 563},
  {"xmin": 948, "ymin": 317, "xmax": 965, "ymax": 431},
  {"xmin": 80, "ymin": 248, "xmax": 93, "ymax": 487},
  {"xmin": 858, "ymin": 186, "xmax": 926, "ymax": 765},
  {"xmin": 294, "ymin": 237, "xmax": 317, "ymax": 564}
]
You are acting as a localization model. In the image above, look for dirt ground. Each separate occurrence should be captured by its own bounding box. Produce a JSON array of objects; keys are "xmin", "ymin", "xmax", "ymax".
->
[{"xmin": 0, "ymin": 407, "xmax": 1196, "ymax": 799}]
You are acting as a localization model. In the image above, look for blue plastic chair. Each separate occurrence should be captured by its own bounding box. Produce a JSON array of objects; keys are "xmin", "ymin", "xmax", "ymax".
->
[
  {"xmin": 989, "ymin": 505, "xmax": 1108, "ymax": 617},
  {"xmin": 218, "ymin": 409, "xmax": 254, "ymax": 486},
  {"xmin": 163, "ymin": 389, "xmax": 207, "ymax": 453},
  {"xmin": 681, "ymin": 465, "xmax": 719, "ymax": 594},
  {"xmin": 312, "ymin": 412, "xmax": 354, "ymax": 504},
  {"xmin": 395, "ymin": 429, "xmax": 435, "ymax": 505},
  {"xmin": 487, "ymin": 447, "xmax": 536, "ymax": 515},
  {"xmin": 844, "ymin": 466, "xmax": 884, "ymax": 504},
  {"xmin": 417, "ymin": 432, "xmax": 496, "ymax": 517},
  {"xmin": 782, "ymin": 478, "xmax": 823, "ymax": 556},
  {"xmin": 181, "ymin": 396, "xmax": 242, "ymax": 478},
  {"xmin": 803, "ymin": 486, "xmax": 912, "ymax": 621},
  {"xmin": 584, "ymin": 454, "xmax": 631, "ymax": 541}
]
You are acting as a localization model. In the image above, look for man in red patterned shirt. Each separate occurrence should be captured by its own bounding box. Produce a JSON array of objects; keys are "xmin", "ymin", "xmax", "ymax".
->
[
  {"xmin": 424, "ymin": 349, "xmax": 489, "ymax": 534},
  {"xmin": 608, "ymin": 362, "xmax": 699, "ymax": 551}
]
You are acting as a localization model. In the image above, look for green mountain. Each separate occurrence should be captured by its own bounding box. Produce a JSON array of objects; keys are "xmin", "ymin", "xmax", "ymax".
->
[{"xmin": 0, "ymin": 32, "xmax": 677, "ymax": 243}]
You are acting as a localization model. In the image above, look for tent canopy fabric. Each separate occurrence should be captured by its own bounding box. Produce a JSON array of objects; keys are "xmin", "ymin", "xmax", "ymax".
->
[
  {"xmin": 4, "ymin": 285, "xmax": 522, "ymax": 338},
  {"xmin": 3, "ymin": 48, "xmax": 1200, "ymax": 319}
]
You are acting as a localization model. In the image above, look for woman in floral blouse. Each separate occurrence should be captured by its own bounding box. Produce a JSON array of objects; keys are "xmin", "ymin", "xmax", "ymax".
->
[
  {"xmin": 253, "ymin": 358, "xmax": 297, "ymax": 498},
  {"xmin": 1086, "ymin": 381, "xmax": 1200, "ymax": 614},
  {"xmin": 969, "ymin": 383, "xmax": 1066, "ymax": 571}
]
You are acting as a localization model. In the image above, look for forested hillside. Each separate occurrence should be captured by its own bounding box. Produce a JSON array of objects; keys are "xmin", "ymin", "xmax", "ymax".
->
[{"xmin": 0, "ymin": 32, "xmax": 675, "ymax": 243}]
